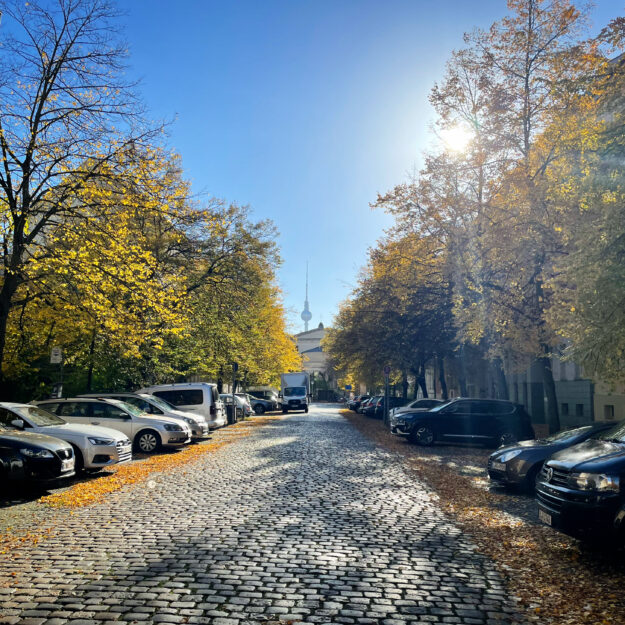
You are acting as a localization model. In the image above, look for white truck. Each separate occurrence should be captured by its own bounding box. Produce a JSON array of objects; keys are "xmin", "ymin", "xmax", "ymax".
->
[{"xmin": 280, "ymin": 372, "xmax": 310, "ymax": 414}]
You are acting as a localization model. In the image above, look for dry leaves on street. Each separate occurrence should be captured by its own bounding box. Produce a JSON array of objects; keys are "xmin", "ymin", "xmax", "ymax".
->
[
  {"xmin": 342, "ymin": 409, "xmax": 625, "ymax": 625},
  {"xmin": 40, "ymin": 415, "xmax": 283, "ymax": 509}
]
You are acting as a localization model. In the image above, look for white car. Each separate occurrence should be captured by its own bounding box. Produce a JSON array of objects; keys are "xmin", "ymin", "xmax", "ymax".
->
[
  {"xmin": 0, "ymin": 402, "xmax": 132, "ymax": 471},
  {"xmin": 78, "ymin": 393, "xmax": 210, "ymax": 440},
  {"xmin": 137, "ymin": 383, "xmax": 227, "ymax": 429},
  {"xmin": 35, "ymin": 398, "xmax": 192, "ymax": 454}
]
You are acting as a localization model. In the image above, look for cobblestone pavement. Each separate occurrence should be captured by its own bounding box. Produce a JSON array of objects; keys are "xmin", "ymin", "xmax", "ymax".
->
[{"xmin": 0, "ymin": 405, "xmax": 524, "ymax": 625}]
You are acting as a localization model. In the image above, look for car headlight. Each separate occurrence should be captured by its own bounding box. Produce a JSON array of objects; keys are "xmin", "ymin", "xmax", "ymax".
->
[
  {"xmin": 568, "ymin": 472, "xmax": 620, "ymax": 492},
  {"xmin": 183, "ymin": 417, "xmax": 195, "ymax": 424},
  {"xmin": 164, "ymin": 423, "xmax": 183, "ymax": 432},
  {"xmin": 88, "ymin": 437, "xmax": 115, "ymax": 446},
  {"xmin": 20, "ymin": 447, "xmax": 54, "ymax": 458},
  {"xmin": 497, "ymin": 450, "xmax": 523, "ymax": 463}
]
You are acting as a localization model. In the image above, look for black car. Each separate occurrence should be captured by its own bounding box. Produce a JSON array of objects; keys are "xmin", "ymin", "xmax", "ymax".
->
[
  {"xmin": 0, "ymin": 424, "xmax": 75, "ymax": 482},
  {"xmin": 0, "ymin": 446, "xmax": 25, "ymax": 485},
  {"xmin": 365, "ymin": 396, "xmax": 407, "ymax": 418},
  {"xmin": 488, "ymin": 421, "xmax": 619, "ymax": 492},
  {"xmin": 395, "ymin": 398, "xmax": 535, "ymax": 447},
  {"xmin": 536, "ymin": 420, "xmax": 625, "ymax": 540},
  {"xmin": 358, "ymin": 396, "xmax": 379, "ymax": 414},
  {"xmin": 349, "ymin": 395, "xmax": 370, "ymax": 412},
  {"xmin": 248, "ymin": 396, "xmax": 274, "ymax": 414}
]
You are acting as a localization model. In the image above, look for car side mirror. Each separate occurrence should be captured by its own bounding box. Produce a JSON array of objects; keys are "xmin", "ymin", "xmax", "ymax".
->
[{"xmin": 11, "ymin": 418, "xmax": 24, "ymax": 429}]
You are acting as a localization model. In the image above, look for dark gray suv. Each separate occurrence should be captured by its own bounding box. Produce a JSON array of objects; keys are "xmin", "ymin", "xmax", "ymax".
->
[{"xmin": 394, "ymin": 398, "xmax": 535, "ymax": 448}]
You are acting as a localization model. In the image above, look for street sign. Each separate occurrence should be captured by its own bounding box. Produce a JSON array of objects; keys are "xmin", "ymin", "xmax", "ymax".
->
[
  {"xmin": 383, "ymin": 365, "xmax": 391, "ymax": 376},
  {"xmin": 50, "ymin": 347, "xmax": 63, "ymax": 364},
  {"xmin": 345, "ymin": 385, "xmax": 352, "ymax": 390}
]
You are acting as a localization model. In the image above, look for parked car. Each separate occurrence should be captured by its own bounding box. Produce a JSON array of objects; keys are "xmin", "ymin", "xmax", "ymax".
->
[
  {"xmin": 247, "ymin": 388, "xmax": 281, "ymax": 410},
  {"xmin": 358, "ymin": 396, "xmax": 379, "ymax": 414},
  {"xmin": 78, "ymin": 392, "xmax": 210, "ymax": 440},
  {"xmin": 244, "ymin": 394, "xmax": 274, "ymax": 415},
  {"xmin": 536, "ymin": 420, "xmax": 625, "ymax": 540},
  {"xmin": 365, "ymin": 396, "xmax": 408, "ymax": 419},
  {"xmin": 137, "ymin": 383, "xmax": 226, "ymax": 429},
  {"xmin": 0, "ymin": 402, "xmax": 132, "ymax": 472},
  {"xmin": 220, "ymin": 394, "xmax": 246, "ymax": 422},
  {"xmin": 234, "ymin": 393, "xmax": 254, "ymax": 417},
  {"xmin": 393, "ymin": 398, "xmax": 535, "ymax": 447},
  {"xmin": 35, "ymin": 398, "xmax": 191, "ymax": 454},
  {"xmin": 389, "ymin": 398, "xmax": 445, "ymax": 418},
  {"xmin": 488, "ymin": 421, "xmax": 618, "ymax": 492},
  {"xmin": 0, "ymin": 423, "xmax": 75, "ymax": 483},
  {"xmin": 349, "ymin": 395, "xmax": 370, "ymax": 412}
]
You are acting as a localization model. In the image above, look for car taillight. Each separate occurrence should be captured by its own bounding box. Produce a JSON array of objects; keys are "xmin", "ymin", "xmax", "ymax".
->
[{"xmin": 210, "ymin": 405, "xmax": 216, "ymax": 415}]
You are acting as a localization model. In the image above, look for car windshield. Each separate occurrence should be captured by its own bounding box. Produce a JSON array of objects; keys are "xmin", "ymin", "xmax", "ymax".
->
[
  {"xmin": 285, "ymin": 387, "xmax": 305, "ymax": 396},
  {"xmin": 20, "ymin": 406, "xmax": 66, "ymax": 427},
  {"xmin": 596, "ymin": 422, "xmax": 625, "ymax": 443},
  {"xmin": 143, "ymin": 395, "xmax": 176, "ymax": 412},
  {"xmin": 427, "ymin": 401, "xmax": 453, "ymax": 413},
  {"xmin": 542, "ymin": 425, "xmax": 593, "ymax": 443},
  {"xmin": 110, "ymin": 400, "xmax": 144, "ymax": 417}
]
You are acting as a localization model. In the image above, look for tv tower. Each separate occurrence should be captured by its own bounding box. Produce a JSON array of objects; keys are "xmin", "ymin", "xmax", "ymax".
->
[{"xmin": 300, "ymin": 262, "xmax": 312, "ymax": 332}]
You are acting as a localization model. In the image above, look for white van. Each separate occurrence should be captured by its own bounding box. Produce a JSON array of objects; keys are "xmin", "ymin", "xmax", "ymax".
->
[{"xmin": 137, "ymin": 383, "xmax": 226, "ymax": 429}]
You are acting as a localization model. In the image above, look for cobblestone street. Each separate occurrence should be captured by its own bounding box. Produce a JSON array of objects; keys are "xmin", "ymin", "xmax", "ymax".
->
[{"xmin": 0, "ymin": 405, "xmax": 523, "ymax": 625}]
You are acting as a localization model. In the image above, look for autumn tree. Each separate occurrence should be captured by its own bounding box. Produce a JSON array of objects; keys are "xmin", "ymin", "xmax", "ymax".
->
[{"xmin": 0, "ymin": 0, "xmax": 155, "ymax": 387}]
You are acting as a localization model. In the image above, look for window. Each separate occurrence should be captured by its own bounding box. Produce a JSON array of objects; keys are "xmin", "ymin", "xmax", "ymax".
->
[
  {"xmin": 92, "ymin": 403, "xmax": 128, "ymax": 419},
  {"xmin": 561, "ymin": 403, "xmax": 569, "ymax": 416},
  {"xmin": 154, "ymin": 389, "xmax": 203, "ymax": 406},
  {"xmin": 576, "ymin": 404, "xmax": 584, "ymax": 417},
  {"xmin": 0, "ymin": 408, "xmax": 15, "ymax": 426},
  {"xmin": 120, "ymin": 397, "xmax": 152, "ymax": 412},
  {"xmin": 59, "ymin": 402, "xmax": 90, "ymax": 417},
  {"xmin": 604, "ymin": 405, "xmax": 615, "ymax": 419},
  {"xmin": 40, "ymin": 402, "xmax": 60, "ymax": 414}
]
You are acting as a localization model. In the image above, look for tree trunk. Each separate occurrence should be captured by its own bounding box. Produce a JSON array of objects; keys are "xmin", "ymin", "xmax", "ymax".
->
[
  {"xmin": 401, "ymin": 370, "xmax": 408, "ymax": 400},
  {"xmin": 437, "ymin": 355, "xmax": 448, "ymax": 401},
  {"xmin": 458, "ymin": 346, "xmax": 468, "ymax": 397},
  {"xmin": 0, "ymin": 274, "xmax": 19, "ymax": 395},
  {"xmin": 493, "ymin": 357, "xmax": 509, "ymax": 400},
  {"xmin": 539, "ymin": 347, "xmax": 560, "ymax": 433},
  {"xmin": 416, "ymin": 363, "xmax": 428, "ymax": 398},
  {"xmin": 86, "ymin": 330, "xmax": 97, "ymax": 392}
]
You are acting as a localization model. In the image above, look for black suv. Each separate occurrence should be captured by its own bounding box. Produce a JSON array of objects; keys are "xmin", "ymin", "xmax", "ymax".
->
[
  {"xmin": 395, "ymin": 398, "xmax": 534, "ymax": 447},
  {"xmin": 536, "ymin": 420, "xmax": 625, "ymax": 540}
]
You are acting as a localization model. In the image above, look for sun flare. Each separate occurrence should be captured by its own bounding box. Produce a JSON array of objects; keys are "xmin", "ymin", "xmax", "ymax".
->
[{"xmin": 440, "ymin": 125, "xmax": 473, "ymax": 152}]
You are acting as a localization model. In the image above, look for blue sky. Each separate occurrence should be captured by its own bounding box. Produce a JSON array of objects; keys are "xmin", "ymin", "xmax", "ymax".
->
[{"xmin": 123, "ymin": 1, "xmax": 623, "ymax": 333}]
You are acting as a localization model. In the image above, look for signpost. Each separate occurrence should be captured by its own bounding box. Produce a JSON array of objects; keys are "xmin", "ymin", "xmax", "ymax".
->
[{"xmin": 51, "ymin": 347, "xmax": 63, "ymax": 398}]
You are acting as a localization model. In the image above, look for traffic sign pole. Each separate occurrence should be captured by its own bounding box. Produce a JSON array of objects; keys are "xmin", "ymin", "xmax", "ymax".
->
[{"xmin": 383, "ymin": 365, "xmax": 390, "ymax": 426}]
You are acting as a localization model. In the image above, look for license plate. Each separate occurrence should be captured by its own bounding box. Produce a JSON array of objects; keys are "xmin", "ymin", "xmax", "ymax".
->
[
  {"xmin": 120, "ymin": 445, "xmax": 131, "ymax": 454},
  {"xmin": 61, "ymin": 458, "xmax": 74, "ymax": 472},
  {"xmin": 492, "ymin": 461, "xmax": 506, "ymax": 471},
  {"xmin": 538, "ymin": 509, "xmax": 552, "ymax": 526}
]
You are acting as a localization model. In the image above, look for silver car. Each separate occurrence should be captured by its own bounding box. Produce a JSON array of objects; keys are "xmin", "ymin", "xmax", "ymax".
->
[
  {"xmin": 77, "ymin": 393, "xmax": 210, "ymax": 440},
  {"xmin": 0, "ymin": 402, "xmax": 132, "ymax": 471},
  {"xmin": 35, "ymin": 398, "xmax": 192, "ymax": 454}
]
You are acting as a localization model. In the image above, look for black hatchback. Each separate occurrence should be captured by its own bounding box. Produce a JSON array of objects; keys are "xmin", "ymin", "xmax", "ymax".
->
[
  {"xmin": 398, "ymin": 398, "xmax": 535, "ymax": 447},
  {"xmin": 488, "ymin": 421, "xmax": 619, "ymax": 492}
]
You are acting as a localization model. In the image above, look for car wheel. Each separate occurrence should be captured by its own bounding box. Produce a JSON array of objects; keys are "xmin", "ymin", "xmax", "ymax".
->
[
  {"xmin": 412, "ymin": 425, "xmax": 435, "ymax": 446},
  {"xmin": 282, "ymin": 408, "xmax": 288, "ymax": 414},
  {"xmin": 524, "ymin": 464, "xmax": 542, "ymax": 494},
  {"xmin": 136, "ymin": 430, "xmax": 161, "ymax": 454},
  {"xmin": 71, "ymin": 445, "xmax": 84, "ymax": 473},
  {"xmin": 254, "ymin": 404, "xmax": 265, "ymax": 415},
  {"xmin": 499, "ymin": 432, "xmax": 518, "ymax": 447},
  {"xmin": 304, "ymin": 406, "xmax": 309, "ymax": 413}
]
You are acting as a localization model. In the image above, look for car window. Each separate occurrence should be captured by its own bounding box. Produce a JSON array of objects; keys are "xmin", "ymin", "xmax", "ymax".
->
[
  {"xmin": 211, "ymin": 387, "xmax": 219, "ymax": 402},
  {"xmin": 488, "ymin": 402, "xmax": 515, "ymax": 415},
  {"xmin": 40, "ymin": 402, "xmax": 60, "ymax": 414},
  {"xmin": 59, "ymin": 402, "xmax": 91, "ymax": 417},
  {"xmin": 92, "ymin": 403, "xmax": 128, "ymax": 419},
  {"xmin": 154, "ymin": 389, "xmax": 203, "ymax": 406},
  {"xmin": 22, "ymin": 406, "xmax": 66, "ymax": 426},
  {"xmin": 444, "ymin": 401, "xmax": 472, "ymax": 414},
  {"xmin": 121, "ymin": 397, "xmax": 152, "ymax": 412},
  {"xmin": 0, "ymin": 408, "xmax": 19, "ymax": 427}
]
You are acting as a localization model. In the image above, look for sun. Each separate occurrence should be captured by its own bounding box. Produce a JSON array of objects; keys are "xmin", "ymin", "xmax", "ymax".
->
[{"xmin": 440, "ymin": 125, "xmax": 473, "ymax": 152}]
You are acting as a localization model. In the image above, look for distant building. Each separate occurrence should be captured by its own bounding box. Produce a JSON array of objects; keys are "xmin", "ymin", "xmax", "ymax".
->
[{"xmin": 294, "ymin": 322, "xmax": 337, "ymax": 396}]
